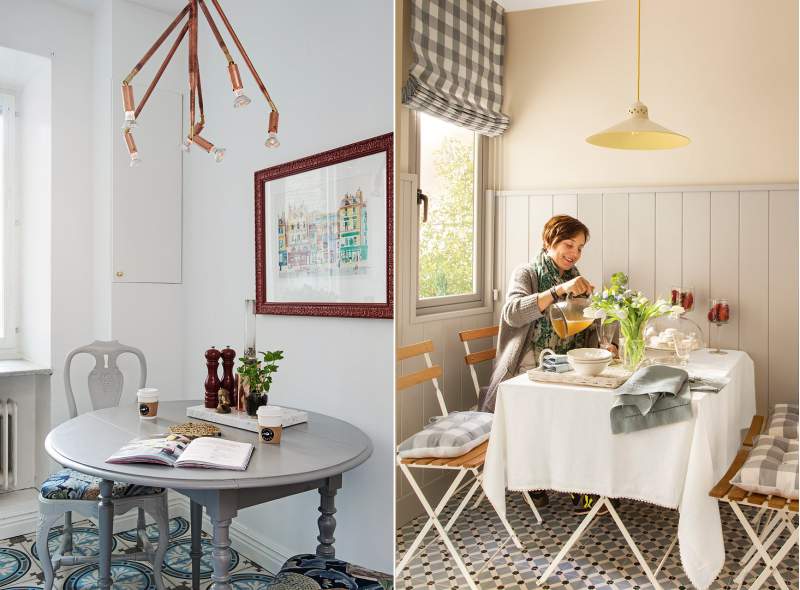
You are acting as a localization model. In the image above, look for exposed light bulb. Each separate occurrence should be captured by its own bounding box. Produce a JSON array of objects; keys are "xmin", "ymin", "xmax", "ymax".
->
[
  {"xmin": 181, "ymin": 138, "xmax": 192, "ymax": 152},
  {"xmin": 129, "ymin": 152, "xmax": 142, "ymax": 167},
  {"xmin": 211, "ymin": 147, "xmax": 226, "ymax": 162},
  {"xmin": 233, "ymin": 88, "xmax": 251, "ymax": 108},
  {"xmin": 265, "ymin": 132, "xmax": 280, "ymax": 148}
]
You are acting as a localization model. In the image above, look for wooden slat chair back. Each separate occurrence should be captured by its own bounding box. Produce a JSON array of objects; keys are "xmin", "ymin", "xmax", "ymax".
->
[
  {"xmin": 709, "ymin": 415, "xmax": 798, "ymax": 590},
  {"xmin": 395, "ymin": 339, "xmax": 523, "ymax": 590},
  {"xmin": 396, "ymin": 339, "xmax": 448, "ymax": 417},
  {"xmin": 458, "ymin": 325, "xmax": 499, "ymax": 401}
]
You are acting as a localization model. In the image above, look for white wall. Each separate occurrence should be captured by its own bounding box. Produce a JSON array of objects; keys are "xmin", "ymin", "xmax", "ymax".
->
[
  {"xmin": 180, "ymin": 0, "xmax": 394, "ymax": 572},
  {"xmin": 0, "ymin": 0, "xmax": 94, "ymax": 431}
]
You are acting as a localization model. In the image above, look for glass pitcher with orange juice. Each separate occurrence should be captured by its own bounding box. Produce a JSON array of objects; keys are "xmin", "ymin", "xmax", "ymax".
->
[{"xmin": 549, "ymin": 294, "xmax": 595, "ymax": 339}]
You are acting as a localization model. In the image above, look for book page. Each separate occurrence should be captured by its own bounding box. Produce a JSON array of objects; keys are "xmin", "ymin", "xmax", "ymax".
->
[{"xmin": 175, "ymin": 437, "xmax": 254, "ymax": 470}]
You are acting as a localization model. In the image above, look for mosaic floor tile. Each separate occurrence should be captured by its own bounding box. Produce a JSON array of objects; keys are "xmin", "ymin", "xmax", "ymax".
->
[
  {"xmin": 396, "ymin": 490, "xmax": 798, "ymax": 589},
  {"xmin": 0, "ymin": 516, "xmax": 273, "ymax": 590}
]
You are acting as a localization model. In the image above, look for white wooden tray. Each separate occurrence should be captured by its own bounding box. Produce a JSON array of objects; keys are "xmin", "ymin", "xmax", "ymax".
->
[
  {"xmin": 527, "ymin": 363, "xmax": 632, "ymax": 389},
  {"xmin": 186, "ymin": 405, "xmax": 307, "ymax": 433}
]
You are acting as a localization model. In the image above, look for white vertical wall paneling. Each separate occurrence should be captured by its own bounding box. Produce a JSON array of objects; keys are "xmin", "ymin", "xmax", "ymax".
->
[
  {"xmin": 654, "ymin": 193, "xmax": 683, "ymax": 301},
  {"xmin": 553, "ymin": 194, "xmax": 577, "ymax": 217},
  {"xmin": 709, "ymin": 192, "xmax": 740, "ymax": 351},
  {"xmin": 768, "ymin": 190, "xmax": 799, "ymax": 407},
  {"xmin": 494, "ymin": 195, "xmax": 507, "ymax": 319},
  {"xmin": 576, "ymin": 194, "xmax": 603, "ymax": 289},
  {"xmin": 505, "ymin": 195, "xmax": 530, "ymax": 292},
  {"xmin": 628, "ymin": 193, "xmax": 655, "ymax": 300},
  {"xmin": 739, "ymin": 191, "xmax": 770, "ymax": 416},
  {"xmin": 528, "ymin": 195, "xmax": 553, "ymax": 261},
  {"xmin": 602, "ymin": 193, "xmax": 629, "ymax": 286},
  {"xmin": 682, "ymin": 193, "xmax": 710, "ymax": 334}
]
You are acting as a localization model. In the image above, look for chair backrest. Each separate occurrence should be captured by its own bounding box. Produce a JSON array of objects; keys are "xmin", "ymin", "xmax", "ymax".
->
[
  {"xmin": 64, "ymin": 340, "xmax": 147, "ymax": 419},
  {"xmin": 396, "ymin": 339, "xmax": 448, "ymax": 416},
  {"xmin": 458, "ymin": 325, "xmax": 499, "ymax": 399}
]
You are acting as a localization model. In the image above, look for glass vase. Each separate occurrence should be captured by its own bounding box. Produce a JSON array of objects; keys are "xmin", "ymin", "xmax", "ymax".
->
[{"xmin": 620, "ymin": 321, "xmax": 647, "ymax": 371}]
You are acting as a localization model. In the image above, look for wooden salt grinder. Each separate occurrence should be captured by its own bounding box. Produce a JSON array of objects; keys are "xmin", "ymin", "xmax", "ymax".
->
[{"xmin": 204, "ymin": 347, "xmax": 222, "ymax": 408}]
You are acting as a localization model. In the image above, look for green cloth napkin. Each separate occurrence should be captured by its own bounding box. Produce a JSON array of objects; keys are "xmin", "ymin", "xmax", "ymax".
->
[{"xmin": 610, "ymin": 365, "xmax": 693, "ymax": 434}]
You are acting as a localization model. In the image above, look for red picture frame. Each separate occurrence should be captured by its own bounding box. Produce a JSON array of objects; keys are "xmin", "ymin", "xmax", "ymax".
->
[{"xmin": 254, "ymin": 133, "xmax": 393, "ymax": 319}]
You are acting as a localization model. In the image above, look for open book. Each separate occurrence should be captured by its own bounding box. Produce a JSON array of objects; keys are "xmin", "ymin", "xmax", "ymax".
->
[{"xmin": 106, "ymin": 434, "xmax": 253, "ymax": 471}]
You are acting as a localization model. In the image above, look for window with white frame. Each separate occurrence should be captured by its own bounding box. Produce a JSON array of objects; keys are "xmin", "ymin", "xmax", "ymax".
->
[
  {"xmin": 0, "ymin": 93, "xmax": 16, "ymax": 353},
  {"xmin": 415, "ymin": 111, "xmax": 486, "ymax": 314}
]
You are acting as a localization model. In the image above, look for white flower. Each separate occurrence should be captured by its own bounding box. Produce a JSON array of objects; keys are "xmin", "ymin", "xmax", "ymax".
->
[
  {"xmin": 658, "ymin": 302, "xmax": 672, "ymax": 314},
  {"xmin": 584, "ymin": 307, "xmax": 606, "ymax": 319},
  {"xmin": 602, "ymin": 289, "xmax": 609, "ymax": 298},
  {"xmin": 613, "ymin": 306, "xmax": 628, "ymax": 320},
  {"xmin": 669, "ymin": 305, "xmax": 685, "ymax": 317}
]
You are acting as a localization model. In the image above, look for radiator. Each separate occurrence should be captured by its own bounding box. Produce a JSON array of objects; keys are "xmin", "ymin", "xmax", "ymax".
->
[{"xmin": 0, "ymin": 399, "xmax": 19, "ymax": 490}]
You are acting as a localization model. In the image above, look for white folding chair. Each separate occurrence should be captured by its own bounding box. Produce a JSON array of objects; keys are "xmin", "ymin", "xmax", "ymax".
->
[
  {"xmin": 710, "ymin": 416, "xmax": 799, "ymax": 590},
  {"xmin": 458, "ymin": 325, "xmax": 542, "ymax": 522},
  {"xmin": 395, "ymin": 339, "xmax": 525, "ymax": 590}
]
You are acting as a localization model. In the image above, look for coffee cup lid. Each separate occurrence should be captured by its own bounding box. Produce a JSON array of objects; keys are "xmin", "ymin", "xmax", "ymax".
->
[
  {"xmin": 137, "ymin": 387, "xmax": 159, "ymax": 400},
  {"xmin": 257, "ymin": 405, "xmax": 281, "ymax": 418}
]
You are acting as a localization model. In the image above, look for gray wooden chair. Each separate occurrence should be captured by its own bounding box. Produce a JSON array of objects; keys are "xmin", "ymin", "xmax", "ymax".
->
[{"xmin": 36, "ymin": 340, "xmax": 169, "ymax": 590}]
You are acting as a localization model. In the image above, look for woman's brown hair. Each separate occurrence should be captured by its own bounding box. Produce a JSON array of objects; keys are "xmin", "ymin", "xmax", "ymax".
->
[{"xmin": 541, "ymin": 215, "xmax": 590, "ymax": 249}]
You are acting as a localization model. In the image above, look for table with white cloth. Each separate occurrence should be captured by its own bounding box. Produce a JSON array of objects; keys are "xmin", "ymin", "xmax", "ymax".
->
[{"xmin": 483, "ymin": 349, "xmax": 756, "ymax": 590}]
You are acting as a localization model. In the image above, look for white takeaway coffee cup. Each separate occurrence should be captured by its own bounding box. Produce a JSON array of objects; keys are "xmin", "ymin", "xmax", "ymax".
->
[
  {"xmin": 256, "ymin": 406, "xmax": 282, "ymax": 444},
  {"xmin": 137, "ymin": 388, "xmax": 160, "ymax": 419}
]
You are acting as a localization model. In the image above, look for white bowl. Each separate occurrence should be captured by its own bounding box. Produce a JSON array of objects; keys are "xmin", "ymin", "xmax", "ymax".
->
[{"xmin": 567, "ymin": 348, "xmax": 613, "ymax": 376}]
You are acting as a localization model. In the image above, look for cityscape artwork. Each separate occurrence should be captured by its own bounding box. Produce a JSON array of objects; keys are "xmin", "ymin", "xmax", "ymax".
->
[{"xmin": 255, "ymin": 133, "xmax": 393, "ymax": 318}]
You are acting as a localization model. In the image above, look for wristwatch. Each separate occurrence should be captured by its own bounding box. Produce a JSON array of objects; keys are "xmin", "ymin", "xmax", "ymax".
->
[{"xmin": 550, "ymin": 285, "xmax": 560, "ymax": 300}]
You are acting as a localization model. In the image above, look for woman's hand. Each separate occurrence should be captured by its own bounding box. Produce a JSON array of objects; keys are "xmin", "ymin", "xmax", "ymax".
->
[
  {"xmin": 560, "ymin": 275, "xmax": 594, "ymax": 296},
  {"xmin": 602, "ymin": 343, "xmax": 619, "ymax": 358}
]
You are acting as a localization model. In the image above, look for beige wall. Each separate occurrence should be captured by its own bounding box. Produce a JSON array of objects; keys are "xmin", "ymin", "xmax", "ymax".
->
[{"xmin": 501, "ymin": 0, "xmax": 799, "ymax": 190}]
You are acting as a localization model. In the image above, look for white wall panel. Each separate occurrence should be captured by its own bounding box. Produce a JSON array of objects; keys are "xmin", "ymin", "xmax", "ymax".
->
[
  {"xmin": 682, "ymin": 193, "xmax": 710, "ymax": 333},
  {"xmin": 654, "ymin": 193, "xmax": 683, "ymax": 301},
  {"xmin": 496, "ymin": 185, "xmax": 797, "ymax": 417},
  {"xmin": 506, "ymin": 195, "xmax": 530, "ymax": 288},
  {"xmin": 553, "ymin": 194, "xmax": 577, "ymax": 217},
  {"xmin": 602, "ymin": 193, "xmax": 628, "ymax": 285},
  {"xmin": 576, "ymin": 193, "xmax": 603, "ymax": 288},
  {"xmin": 739, "ymin": 191, "xmax": 770, "ymax": 415},
  {"xmin": 768, "ymin": 190, "xmax": 799, "ymax": 407},
  {"xmin": 528, "ymin": 195, "xmax": 552, "ymax": 260},
  {"xmin": 628, "ymin": 193, "xmax": 655, "ymax": 299},
  {"xmin": 710, "ymin": 192, "xmax": 740, "ymax": 351}
]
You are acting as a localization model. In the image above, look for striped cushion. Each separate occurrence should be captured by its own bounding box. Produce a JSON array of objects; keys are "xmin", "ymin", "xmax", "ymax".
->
[
  {"xmin": 40, "ymin": 469, "xmax": 163, "ymax": 501},
  {"xmin": 730, "ymin": 435, "xmax": 799, "ymax": 500},
  {"xmin": 767, "ymin": 404, "xmax": 799, "ymax": 439},
  {"xmin": 397, "ymin": 411, "xmax": 492, "ymax": 459}
]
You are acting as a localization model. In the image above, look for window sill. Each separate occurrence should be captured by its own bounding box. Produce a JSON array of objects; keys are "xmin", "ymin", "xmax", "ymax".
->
[
  {"xmin": 410, "ymin": 300, "xmax": 494, "ymax": 324},
  {"xmin": 0, "ymin": 359, "xmax": 52, "ymax": 378}
]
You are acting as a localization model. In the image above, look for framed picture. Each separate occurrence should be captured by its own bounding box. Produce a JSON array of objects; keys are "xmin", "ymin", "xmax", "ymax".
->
[{"xmin": 255, "ymin": 133, "xmax": 393, "ymax": 318}]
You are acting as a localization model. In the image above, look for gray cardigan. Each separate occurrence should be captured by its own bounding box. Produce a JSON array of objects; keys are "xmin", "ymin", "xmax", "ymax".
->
[{"xmin": 480, "ymin": 263, "xmax": 616, "ymax": 413}]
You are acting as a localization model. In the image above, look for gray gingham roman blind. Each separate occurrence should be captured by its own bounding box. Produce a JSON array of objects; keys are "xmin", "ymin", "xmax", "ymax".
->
[{"xmin": 402, "ymin": 0, "xmax": 510, "ymax": 136}]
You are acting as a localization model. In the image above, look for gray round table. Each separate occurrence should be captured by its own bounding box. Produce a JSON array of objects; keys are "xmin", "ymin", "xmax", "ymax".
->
[{"xmin": 45, "ymin": 400, "xmax": 373, "ymax": 590}]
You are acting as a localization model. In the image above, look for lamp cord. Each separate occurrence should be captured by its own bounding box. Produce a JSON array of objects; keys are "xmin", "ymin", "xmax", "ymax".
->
[{"xmin": 636, "ymin": 0, "xmax": 641, "ymax": 102}]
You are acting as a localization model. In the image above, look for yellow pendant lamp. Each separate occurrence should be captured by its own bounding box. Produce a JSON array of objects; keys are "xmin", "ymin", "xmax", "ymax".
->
[{"xmin": 586, "ymin": 0, "xmax": 689, "ymax": 150}]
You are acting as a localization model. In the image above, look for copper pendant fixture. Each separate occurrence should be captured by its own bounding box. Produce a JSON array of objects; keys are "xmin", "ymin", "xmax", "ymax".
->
[{"xmin": 121, "ymin": 0, "xmax": 279, "ymax": 167}]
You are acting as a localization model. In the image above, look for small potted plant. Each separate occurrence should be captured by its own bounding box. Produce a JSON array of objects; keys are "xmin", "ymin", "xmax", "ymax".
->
[{"xmin": 237, "ymin": 350, "xmax": 284, "ymax": 416}]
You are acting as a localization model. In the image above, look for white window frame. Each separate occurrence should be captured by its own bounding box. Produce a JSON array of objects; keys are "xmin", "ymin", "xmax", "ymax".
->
[
  {"xmin": 0, "ymin": 93, "xmax": 18, "ymax": 356},
  {"xmin": 410, "ymin": 111, "xmax": 494, "ymax": 321}
]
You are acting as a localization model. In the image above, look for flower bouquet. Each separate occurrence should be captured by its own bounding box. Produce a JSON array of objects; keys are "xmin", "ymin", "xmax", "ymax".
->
[{"xmin": 585, "ymin": 272, "xmax": 682, "ymax": 370}]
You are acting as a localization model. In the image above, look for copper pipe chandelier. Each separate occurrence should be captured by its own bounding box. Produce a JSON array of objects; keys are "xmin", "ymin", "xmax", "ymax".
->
[{"xmin": 121, "ymin": 0, "xmax": 279, "ymax": 166}]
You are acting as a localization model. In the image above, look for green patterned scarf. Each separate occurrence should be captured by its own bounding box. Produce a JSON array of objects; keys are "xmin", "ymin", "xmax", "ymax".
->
[{"xmin": 530, "ymin": 249, "xmax": 590, "ymax": 356}]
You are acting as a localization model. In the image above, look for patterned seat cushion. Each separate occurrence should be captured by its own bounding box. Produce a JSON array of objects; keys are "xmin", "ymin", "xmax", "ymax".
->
[
  {"xmin": 397, "ymin": 410, "xmax": 492, "ymax": 459},
  {"xmin": 731, "ymin": 435, "xmax": 799, "ymax": 500},
  {"xmin": 767, "ymin": 404, "xmax": 799, "ymax": 439},
  {"xmin": 40, "ymin": 469, "xmax": 163, "ymax": 501},
  {"xmin": 269, "ymin": 554, "xmax": 392, "ymax": 590}
]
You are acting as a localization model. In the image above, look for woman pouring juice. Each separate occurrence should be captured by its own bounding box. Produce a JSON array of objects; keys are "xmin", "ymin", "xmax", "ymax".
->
[{"xmin": 481, "ymin": 215, "xmax": 618, "ymax": 512}]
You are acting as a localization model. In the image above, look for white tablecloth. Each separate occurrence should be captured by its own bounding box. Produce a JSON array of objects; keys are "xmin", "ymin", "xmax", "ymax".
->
[{"xmin": 483, "ymin": 350, "xmax": 756, "ymax": 590}]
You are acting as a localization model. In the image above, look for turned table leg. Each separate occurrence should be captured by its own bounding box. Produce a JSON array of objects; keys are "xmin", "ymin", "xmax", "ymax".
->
[
  {"xmin": 190, "ymin": 500, "xmax": 203, "ymax": 590},
  {"xmin": 97, "ymin": 479, "xmax": 115, "ymax": 590},
  {"xmin": 316, "ymin": 474, "xmax": 342, "ymax": 558},
  {"xmin": 210, "ymin": 517, "xmax": 233, "ymax": 590}
]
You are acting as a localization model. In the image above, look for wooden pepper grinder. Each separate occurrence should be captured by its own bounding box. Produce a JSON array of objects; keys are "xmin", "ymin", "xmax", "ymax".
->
[
  {"xmin": 220, "ymin": 346, "xmax": 237, "ymax": 408},
  {"xmin": 204, "ymin": 347, "xmax": 222, "ymax": 409}
]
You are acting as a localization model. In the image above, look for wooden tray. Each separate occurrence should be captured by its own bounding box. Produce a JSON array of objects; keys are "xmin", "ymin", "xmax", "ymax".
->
[{"xmin": 527, "ymin": 363, "xmax": 632, "ymax": 389}]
